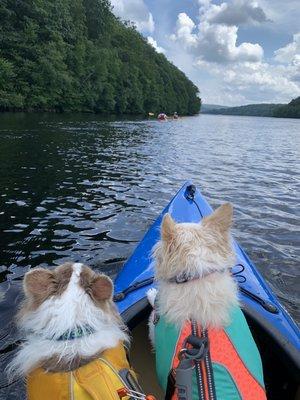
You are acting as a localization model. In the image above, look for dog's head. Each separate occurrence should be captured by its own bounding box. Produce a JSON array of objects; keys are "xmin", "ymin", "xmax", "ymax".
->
[
  {"xmin": 18, "ymin": 263, "xmax": 119, "ymax": 338},
  {"xmin": 154, "ymin": 203, "xmax": 236, "ymax": 280}
]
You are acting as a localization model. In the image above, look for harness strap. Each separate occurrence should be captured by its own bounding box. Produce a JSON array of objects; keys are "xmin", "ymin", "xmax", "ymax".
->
[
  {"xmin": 165, "ymin": 321, "xmax": 215, "ymax": 400},
  {"xmin": 191, "ymin": 320, "xmax": 205, "ymax": 400},
  {"xmin": 193, "ymin": 325, "xmax": 216, "ymax": 400}
]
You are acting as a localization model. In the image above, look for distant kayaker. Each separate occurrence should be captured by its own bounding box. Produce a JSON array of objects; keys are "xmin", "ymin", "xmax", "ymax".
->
[
  {"xmin": 157, "ymin": 113, "xmax": 168, "ymax": 121},
  {"xmin": 173, "ymin": 112, "xmax": 179, "ymax": 119}
]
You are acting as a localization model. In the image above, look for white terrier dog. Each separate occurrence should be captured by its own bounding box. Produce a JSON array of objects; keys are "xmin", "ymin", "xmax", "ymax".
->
[
  {"xmin": 148, "ymin": 203, "xmax": 238, "ymax": 333},
  {"xmin": 147, "ymin": 204, "xmax": 266, "ymax": 400}
]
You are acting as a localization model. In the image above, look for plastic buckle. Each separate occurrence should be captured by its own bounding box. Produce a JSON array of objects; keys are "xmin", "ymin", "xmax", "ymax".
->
[{"xmin": 182, "ymin": 335, "xmax": 209, "ymax": 361}]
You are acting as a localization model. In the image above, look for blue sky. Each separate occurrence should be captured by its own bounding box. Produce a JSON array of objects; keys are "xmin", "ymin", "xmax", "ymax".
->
[{"xmin": 110, "ymin": 0, "xmax": 300, "ymax": 106}]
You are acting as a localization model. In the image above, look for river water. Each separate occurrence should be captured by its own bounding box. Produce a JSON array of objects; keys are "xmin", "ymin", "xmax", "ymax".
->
[{"xmin": 0, "ymin": 112, "xmax": 299, "ymax": 398}]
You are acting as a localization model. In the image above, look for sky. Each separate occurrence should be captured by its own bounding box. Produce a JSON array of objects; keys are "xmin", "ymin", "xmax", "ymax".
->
[{"xmin": 110, "ymin": 0, "xmax": 300, "ymax": 106}]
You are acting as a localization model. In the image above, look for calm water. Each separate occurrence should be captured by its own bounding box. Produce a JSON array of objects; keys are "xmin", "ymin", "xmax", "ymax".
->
[{"xmin": 0, "ymin": 112, "xmax": 299, "ymax": 398}]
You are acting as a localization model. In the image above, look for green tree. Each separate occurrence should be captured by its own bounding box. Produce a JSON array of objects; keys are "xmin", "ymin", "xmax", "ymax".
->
[{"xmin": 0, "ymin": 0, "xmax": 201, "ymax": 114}]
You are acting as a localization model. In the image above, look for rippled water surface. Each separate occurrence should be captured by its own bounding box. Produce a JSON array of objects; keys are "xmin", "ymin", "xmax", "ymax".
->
[{"xmin": 0, "ymin": 112, "xmax": 299, "ymax": 398}]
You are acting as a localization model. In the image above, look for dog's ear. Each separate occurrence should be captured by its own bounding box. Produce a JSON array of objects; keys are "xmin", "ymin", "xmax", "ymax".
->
[
  {"xmin": 91, "ymin": 275, "xmax": 113, "ymax": 301},
  {"xmin": 202, "ymin": 203, "xmax": 233, "ymax": 232},
  {"xmin": 24, "ymin": 268, "xmax": 54, "ymax": 297},
  {"xmin": 161, "ymin": 213, "xmax": 176, "ymax": 242}
]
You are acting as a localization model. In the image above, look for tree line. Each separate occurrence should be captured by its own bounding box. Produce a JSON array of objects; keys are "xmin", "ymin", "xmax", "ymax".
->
[
  {"xmin": 273, "ymin": 97, "xmax": 300, "ymax": 118},
  {"xmin": 202, "ymin": 97, "xmax": 300, "ymax": 119},
  {"xmin": 0, "ymin": 0, "xmax": 201, "ymax": 115}
]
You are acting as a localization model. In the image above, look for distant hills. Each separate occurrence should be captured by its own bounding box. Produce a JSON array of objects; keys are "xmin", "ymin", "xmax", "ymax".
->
[
  {"xmin": 202, "ymin": 97, "xmax": 300, "ymax": 119},
  {"xmin": 200, "ymin": 104, "xmax": 229, "ymax": 112}
]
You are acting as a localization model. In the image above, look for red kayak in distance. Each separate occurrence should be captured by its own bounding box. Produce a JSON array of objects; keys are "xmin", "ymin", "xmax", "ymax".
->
[{"xmin": 157, "ymin": 113, "xmax": 168, "ymax": 121}]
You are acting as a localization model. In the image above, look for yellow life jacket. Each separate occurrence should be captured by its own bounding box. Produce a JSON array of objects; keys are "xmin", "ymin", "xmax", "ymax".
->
[{"xmin": 27, "ymin": 342, "xmax": 139, "ymax": 400}]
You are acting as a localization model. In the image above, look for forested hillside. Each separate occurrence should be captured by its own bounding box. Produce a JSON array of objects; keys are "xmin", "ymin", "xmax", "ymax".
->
[
  {"xmin": 273, "ymin": 97, "xmax": 300, "ymax": 118},
  {"xmin": 202, "ymin": 97, "xmax": 300, "ymax": 119},
  {"xmin": 203, "ymin": 103, "xmax": 282, "ymax": 117},
  {"xmin": 0, "ymin": 0, "xmax": 201, "ymax": 114}
]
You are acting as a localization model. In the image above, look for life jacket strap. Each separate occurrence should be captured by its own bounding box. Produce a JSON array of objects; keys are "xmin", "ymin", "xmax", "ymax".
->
[
  {"xmin": 191, "ymin": 321, "xmax": 216, "ymax": 400},
  {"xmin": 166, "ymin": 320, "xmax": 216, "ymax": 400}
]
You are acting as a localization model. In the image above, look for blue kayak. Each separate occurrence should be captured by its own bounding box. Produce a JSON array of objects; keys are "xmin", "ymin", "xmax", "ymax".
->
[{"xmin": 114, "ymin": 182, "xmax": 300, "ymax": 399}]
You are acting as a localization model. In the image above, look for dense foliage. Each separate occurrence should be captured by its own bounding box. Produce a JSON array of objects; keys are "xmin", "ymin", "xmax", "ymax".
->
[
  {"xmin": 273, "ymin": 97, "xmax": 300, "ymax": 118},
  {"xmin": 0, "ymin": 0, "xmax": 201, "ymax": 114}
]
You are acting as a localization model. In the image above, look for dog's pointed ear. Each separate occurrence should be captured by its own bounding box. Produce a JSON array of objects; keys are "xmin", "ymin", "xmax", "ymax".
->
[
  {"xmin": 202, "ymin": 203, "xmax": 233, "ymax": 232},
  {"xmin": 161, "ymin": 213, "xmax": 176, "ymax": 243},
  {"xmin": 24, "ymin": 268, "xmax": 54, "ymax": 297},
  {"xmin": 91, "ymin": 275, "xmax": 113, "ymax": 302}
]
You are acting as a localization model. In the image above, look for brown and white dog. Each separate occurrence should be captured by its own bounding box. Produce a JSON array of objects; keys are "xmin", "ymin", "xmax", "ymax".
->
[{"xmin": 7, "ymin": 262, "xmax": 128, "ymax": 377}]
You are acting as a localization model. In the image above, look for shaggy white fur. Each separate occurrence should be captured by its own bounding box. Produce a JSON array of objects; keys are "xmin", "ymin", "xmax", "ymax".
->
[
  {"xmin": 146, "ymin": 288, "xmax": 158, "ymax": 345},
  {"xmin": 8, "ymin": 263, "xmax": 127, "ymax": 378},
  {"xmin": 150, "ymin": 203, "xmax": 239, "ymax": 330},
  {"xmin": 146, "ymin": 287, "xmax": 157, "ymax": 308}
]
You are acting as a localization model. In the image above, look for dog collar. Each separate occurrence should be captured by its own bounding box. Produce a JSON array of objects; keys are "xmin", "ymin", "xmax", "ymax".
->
[
  {"xmin": 55, "ymin": 325, "xmax": 96, "ymax": 341},
  {"xmin": 168, "ymin": 267, "xmax": 229, "ymax": 284}
]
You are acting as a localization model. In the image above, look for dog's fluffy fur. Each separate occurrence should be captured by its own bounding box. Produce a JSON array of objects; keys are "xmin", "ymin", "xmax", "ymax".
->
[
  {"xmin": 148, "ymin": 203, "xmax": 238, "ymax": 331},
  {"xmin": 8, "ymin": 263, "xmax": 128, "ymax": 378}
]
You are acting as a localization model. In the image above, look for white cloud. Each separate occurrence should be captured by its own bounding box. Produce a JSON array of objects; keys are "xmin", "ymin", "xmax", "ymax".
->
[
  {"xmin": 205, "ymin": 0, "xmax": 268, "ymax": 26},
  {"xmin": 197, "ymin": 22, "xmax": 263, "ymax": 63},
  {"xmin": 198, "ymin": 0, "xmax": 212, "ymax": 6},
  {"xmin": 195, "ymin": 59, "xmax": 300, "ymax": 104},
  {"xmin": 170, "ymin": 13, "xmax": 198, "ymax": 47},
  {"xmin": 171, "ymin": 11, "xmax": 263, "ymax": 63},
  {"xmin": 147, "ymin": 36, "xmax": 165, "ymax": 53},
  {"xmin": 274, "ymin": 32, "xmax": 300, "ymax": 64},
  {"xmin": 274, "ymin": 33, "xmax": 300, "ymax": 83},
  {"xmin": 257, "ymin": 0, "xmax": 299, "ymax": 35},
  {"xmin": 223, "ymin": 62, "xmax": 300, "ymax": 96},
  {"xmin": 198, "ymin": 0, "xmax": 212, "ymax": 12},
  {"xmin": 167, "ymin": 1, "xmax": 300, "ymax": 105},
  {"xmin": 110, "ymin": 0, "xmax": 154, "ymax": 34}
]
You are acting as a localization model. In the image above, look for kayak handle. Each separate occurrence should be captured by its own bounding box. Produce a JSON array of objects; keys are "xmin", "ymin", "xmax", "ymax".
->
[
  {"xmin": 240, "ymin": 286, "xmax": 279, "ymax": 314},
  {"xmin": 185, "ymin": 185, "xmax": 204, "ymax": 218},
  {"xmin": 232, "ymin": 264, "xmax": 279, "ymax": 313},
  {"xmin": 185, "ymin": 184, "xmax": 196, "ymax": 200},
  {"xmin": 114, "ymin": 277, "xmax": 154, "ymax": 302}
]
